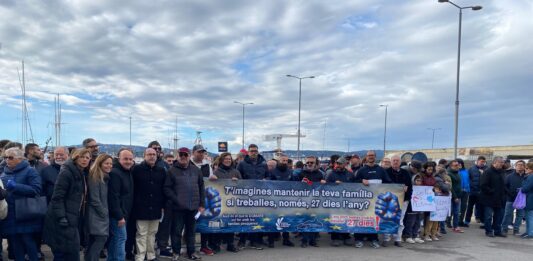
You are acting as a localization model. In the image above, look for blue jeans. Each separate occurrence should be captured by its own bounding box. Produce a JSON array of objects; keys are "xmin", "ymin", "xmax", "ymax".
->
[
  {"xmin": 452, "ymin": 199, "xmax": 461, "ymax": 228},
  {"xmin": 107, "ymin": 219, "xmax": 127, "ymax": 261},
  {"xmin": 501, "ymin": 201, "xmax": 525, "ymax": 233},
  {"xmin": 527, "ymin": 210, "xmax": 533, "ymax": 236},
  {"xmin": 484, "ymin": 206, "xmax": 504, "ymax": 235},
  {"xmin": 11, "ymin": 233, "xmax": 38, "ymax": 261}
]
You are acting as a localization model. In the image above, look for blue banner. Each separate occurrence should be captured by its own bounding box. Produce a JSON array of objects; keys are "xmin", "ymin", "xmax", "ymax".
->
[{"xmin": 197, "ymin": 179, "xmax": 405, "ymax": 234}]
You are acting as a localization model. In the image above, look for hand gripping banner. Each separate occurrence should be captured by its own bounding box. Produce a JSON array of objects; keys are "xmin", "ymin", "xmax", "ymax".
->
[{"xmin": 197, "ymin": 179, "xmax": 405, "ymax": 234}]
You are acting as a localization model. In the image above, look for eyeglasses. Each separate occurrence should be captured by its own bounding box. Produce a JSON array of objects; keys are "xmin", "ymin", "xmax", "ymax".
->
[
  {"xmin": 249, "ymin": 150, "xmax": 258, "ymax": 153},
  {"xmin": 178, "ymin": 152, "xmax": 189, "ymax": 157},
  {"xmin": 153, "ymin": 147, "xmax": 162, "ymax": 151},
  {"xmin": 3, "ymin": 156, "xmax": 15, "ymax": 160}
]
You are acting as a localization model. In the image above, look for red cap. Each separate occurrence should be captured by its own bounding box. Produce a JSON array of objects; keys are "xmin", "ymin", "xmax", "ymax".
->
[
  {"xmin": 239, "ymin": 148, "xmax": 248, "ymax": 155},
  {"xmin": 178, "ymin": 147, "xmax": 190, "ymax": 154}
]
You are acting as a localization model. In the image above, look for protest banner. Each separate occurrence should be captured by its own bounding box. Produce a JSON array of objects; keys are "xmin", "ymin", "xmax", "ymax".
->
[
  {"xmin": 411, "ymin": 186, "xmax": 436, "ymax": 211},
  {"xmin": 430, "ymin": 196, "xmax": 452, "ymax": 221},
  {"xmin": 197, "ymin": 179, "xmax": 404, "ymax": 234}
]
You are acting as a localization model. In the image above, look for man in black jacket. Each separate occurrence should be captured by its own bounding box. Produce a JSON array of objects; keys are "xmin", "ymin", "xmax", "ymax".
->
[
  {"xmin": 502, "ymin": 160, "xmax": 527, "ymax": 235},
  {"xmin": 466, "ymin": 156, "xmax": 487, "ymax": 225},
  {"xmin": 480, "ymin": 156, "xmax": 507, "ymax": 237},
  {"xmin": 353, "ymin": 150, "xmax": 391, "ymax": 248},
  {"xmin": 164, "ymin": 147, "xmax": 205, "ymax": 260},
  {"xmin": 383, "ymin": 155, "xmax": 411, "ymax": 247},
  {"xmin": 40, "ymin": 147, "xmax": 69, "ymax": 203},
  {"xmin": 108, "ymin": 148, "xmax": 135, "ymax": 261},
  {"xmin": 132, "ymin": 148, "xmax": 166, "ymax": 261}
]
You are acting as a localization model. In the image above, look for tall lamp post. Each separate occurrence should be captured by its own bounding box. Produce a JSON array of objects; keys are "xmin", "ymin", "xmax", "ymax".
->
[
  {"xmin": 234, "ymin": 101, "xmax": 253, "ymax": 149},
  {"xmin": 379, "ymin": 104, "xmax": 388, "ymax": 156},
  {"xmin": 427, "ymin": 128, "xmax": 442, "ymax": 149},
  {"xmin": 286, "ymin": 74, "xmax": 315, "ymax": 160},
  {"xmin": 439, "ymin": 0, "xmax": 482, "ymax": 158}
]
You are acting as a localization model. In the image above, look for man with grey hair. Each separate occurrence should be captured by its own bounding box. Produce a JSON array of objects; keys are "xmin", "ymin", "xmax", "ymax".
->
[
  {"xmin": 480, "ymin": 156, "xmax": 507, "ymax": 237},
  {"xmin": 40, "ymin": 147, "xmax": 69, "ymax": 203}
]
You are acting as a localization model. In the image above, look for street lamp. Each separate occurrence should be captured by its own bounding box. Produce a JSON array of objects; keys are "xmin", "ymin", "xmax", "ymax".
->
[
  {"xmin": 439, "ymin": 0, "xmax": 482, "ymax": 158},
  {"xmin": 286, "ymin": 74, "xmax": 315, "ymax": 160},
  {"xmin": 234, "ymin": 101, "xmax": 254, "ymax": 149},
  {"xmin": 379, "ymin": 104, "xmax": 388, "ymax": 156},
  {"xmin": 427, "ymin": 128, "xmax": 442, "ymax": 149}
]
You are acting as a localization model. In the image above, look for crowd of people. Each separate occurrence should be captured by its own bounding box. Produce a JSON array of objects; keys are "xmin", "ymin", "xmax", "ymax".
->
[{"xmin": 0, "ymin": 138, "xmax": 532, "ymax": 261}]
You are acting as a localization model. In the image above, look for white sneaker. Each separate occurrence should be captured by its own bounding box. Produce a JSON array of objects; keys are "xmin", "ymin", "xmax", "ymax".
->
[
  {"xmin": 406, "ymin": 238, "xmax": 415, "ymax": 244},
  {"xmin": 424, "ymin": 236, "xmax": 432, "ymax": 242},
  {"xmin": 414, "ymin": 237, "xmax": 425, "ymax": 243},
  {"xmin": 431, "ymin": 236, "xmax": 439, "ymax": 241}
]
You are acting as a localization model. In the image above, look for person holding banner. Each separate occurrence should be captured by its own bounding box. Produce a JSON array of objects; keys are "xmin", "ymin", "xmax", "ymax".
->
[
  {"xmin": 383, "ymin": 155, "xmax": 412, "ymax": 247},
  {"xmin": 324, "ymin": 156, "xmax": 355, "ymax": 247},
  {"xmin": 422, "ymin": 161, "xmax": 440, "ymax": 242},
  {"xmin": 300, "ymin": 156, "xmax": 324, "ymax": 248},
  {"xmin": 213, "ymin": 152, "xmax": 242, "ymax": 253},
  {"xmin": 404, "ymin": 174, "xmax": 425, "ymax": 244},
  {"xmin": 353, "ymin": 150, "xmax": 391, "ymax": 249}
]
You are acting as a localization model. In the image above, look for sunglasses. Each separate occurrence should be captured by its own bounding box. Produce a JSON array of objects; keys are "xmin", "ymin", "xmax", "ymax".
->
[
  {"xmin": 178, "ymin": 152, "xmax": 189, "ymax": 157},
  {"xmin": 3, "ymin": 156, "xmax": 15, "ymax": 160},
  {"xmin": 249, "ymin": 150, "xmax": 258, "ymax": 153},
  {"xmin": 153, "ymin": 147, "xmax": 162, "ymax": 151}
]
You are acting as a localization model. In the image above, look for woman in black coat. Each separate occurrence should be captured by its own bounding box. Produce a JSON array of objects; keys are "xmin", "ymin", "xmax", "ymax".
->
[{"xmin": 43, "ymin": 148, "xmax": 90, "ymax": 261}]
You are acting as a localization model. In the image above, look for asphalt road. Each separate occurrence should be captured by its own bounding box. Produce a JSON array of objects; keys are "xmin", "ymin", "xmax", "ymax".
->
[{"xmin": 3, "ymin": 222, "xmax": 531, "ymax": 260}]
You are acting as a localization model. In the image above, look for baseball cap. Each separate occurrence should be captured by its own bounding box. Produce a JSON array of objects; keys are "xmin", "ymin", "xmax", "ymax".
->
[
  {"xmin": 192, "ymin": 144, "xmax": 206, "ymax": 152},
  {"xmin": 336, "ymin": 157, "xmax": 347, "ymax": 165},
  {"xmin": 178, "ymin": 147, "xmax": 190, "ymax": 154}
]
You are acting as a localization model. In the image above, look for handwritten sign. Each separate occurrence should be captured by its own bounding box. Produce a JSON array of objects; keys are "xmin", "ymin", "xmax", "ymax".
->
[
  {"xmin": 411, "ymin": 186, "xmax": 436, "ymax": 211},
  {"xmin": 430, "ymin": 196, "xmax": 452, "ymax": 221}
]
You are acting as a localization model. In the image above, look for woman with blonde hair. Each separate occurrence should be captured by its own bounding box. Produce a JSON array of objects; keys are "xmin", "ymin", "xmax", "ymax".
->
[
  {"xmin": 85, "ymin": 154, "xmax": 113, "ymax": 261},
  {"xmin": 44, "ymin": 148, "xmax": 91, "ymax": 260}
]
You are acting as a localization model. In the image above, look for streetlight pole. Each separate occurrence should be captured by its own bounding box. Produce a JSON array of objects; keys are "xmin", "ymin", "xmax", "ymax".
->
[
  {"xmin": 379, "ymin": 104, "xmax": 388, "ymax": 156},
  {"xmin": 427, "ymin": 128, "xmax": 442, "ymax": 149},
  {"xmin": 439, "ymin": 0, "xmax": 482, "ymax": 158},
  {"xmin": 234, "ymin": 101, "xmax": 253, "ymax": 149},
  {"xmin": 286, "ymin": 74, "xmax": 315, "ymax": 160},
  {"xmin": 129, "ymin": 116, "xmax": 132, "ymax": 146}
]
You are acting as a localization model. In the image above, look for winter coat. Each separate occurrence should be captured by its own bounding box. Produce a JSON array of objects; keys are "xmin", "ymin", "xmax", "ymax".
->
[
  {"xmin": 191, "ymin": 160, "xmax": 212, "ymax": 178},
  {"xmin": 108, "ymin": 163, "xmax": 134, "ymax": 221},
  {"xmin": 214, "ymin": 166, "xmax": 242, "ymax": 180},
  {"xmin": 387, "ymin": 167, "xmax": 413, "ymax": 201},
  {"xmin": 520, "ymin": 174, "xmax": 533, "ymax": 211},
  {"xmin": 131, "ymin": 161, "xmax": 167, "ymax": 220},
  {"xmin": 28, "ymin": 159, "xmax": 48, "ymax": 173},
  {"xmin": 354, "ymin": 164, "xmax": 392, "ymax": 183},
  {"xmin": 480, "ymin": 166, "xmax": 506, "ymax": 208},
  {"xmin": 40, "ymin": 163, "xmax": 61, "ymax": 203},
  {"xmin": 237, "ymin": 155, "xmax": 268, "ymax": 180},
  {"xmin": 435, "ymin": 171, "xmax": 451, "ymax": 194},
  {"xmin": 468, "ymin": 165, "xmax": 486, "ymax": 194},
  {"xmin": 504, "ymin": 171, "xmax": 526, "ymax": 202},
  {"xmin": 325, "ymin": 168, "xmax": 354, "ymax": 183},
  {"xmin": 0, "ymin": 160, "xmax": 42, "ymax": 235},
  {"xmin": 448, "ymin": 168, "xmax": 462, "ymax": 200},
  {"xmin": 459, "ymin": 169, "xmax": 470, "ymax": 193},
  {"xmin": 269, "ymin": 167, "xmax": 294, "ymax": 181},
  {"xmin": 43, "ymin": 159, "xmax": 87, "ymax": 253},
  {"xmin": 164, "ymin": 162, "xmax": 205, "ymax": 211},
  {"xmin": 85, "ymin": 175, "xmax": 109, "ymax": 236},
  {"xmin": 299, "ymin": 168, "xmax": 324, "ymax": 183},
  {"xmin": 155, "ymin": 158, "xmax": 170, "ymax": 172}
]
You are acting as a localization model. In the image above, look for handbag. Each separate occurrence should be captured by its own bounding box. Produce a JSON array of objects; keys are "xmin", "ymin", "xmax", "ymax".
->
[
  {"xmin": 0, "ymin": 181, "xmax": 7, "ymax": 220},
  {"xmin": 15, "ymin": 196, "xmax": 47, "ymax": 221},
  {"xmin": 513, "ymin": 189, "xmax": 526, "ymax": 210}
]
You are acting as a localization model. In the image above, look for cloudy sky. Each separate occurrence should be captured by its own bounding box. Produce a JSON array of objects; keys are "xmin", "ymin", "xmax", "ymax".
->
[{"xmin": 0, "ymin": 0, "xmax": 532, "ymax": 153}]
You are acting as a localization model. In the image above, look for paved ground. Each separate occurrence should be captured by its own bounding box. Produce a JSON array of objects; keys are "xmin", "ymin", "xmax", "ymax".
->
[{"xmin": 2, "ymin": 223, "xmax": 531, "ymax": 260}]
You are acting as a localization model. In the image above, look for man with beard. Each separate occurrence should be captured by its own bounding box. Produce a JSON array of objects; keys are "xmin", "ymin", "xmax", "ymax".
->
[
  {"xmin": 40, "ymin": 147, "xmax": 69, "ymax": 203},
  {"xmin": 350, "ymin": 154, "xmax": 362, "ymax": 174},
  {"xmin": 25, "ymin": 143, "xmax": 47, "ymax": 173},
  {"xmin": 237, "ymin": 144, "xmax": 268, "ymax": 250},
  {"xmin": 147, "ymin": 141, "xmax": 170, "ymax": 171},
  {"xmin": 83, "ymin": 138, "xmax": 100, "ymax": 167},
  {"xmin": 267, "ymin": 155, "xmax": 295, "ymax": 248},
  {"xmin": 354, "ymin": 150, "xmax": 391, "ymax": 248},
  {"xmin": 300, "ymin": 156, "xmax": 325, "ymax": 248}
]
